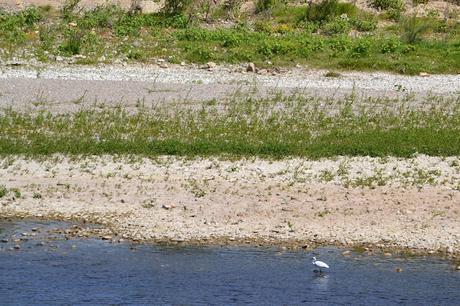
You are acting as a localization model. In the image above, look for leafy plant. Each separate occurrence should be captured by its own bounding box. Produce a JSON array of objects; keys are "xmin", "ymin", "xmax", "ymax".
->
[
  {"xmin": 256, "ymin": 0, "xmax": 277, "ymax": 13},
  {"xmin": 304, "ymin": 0, "xmax": 357, "ymax": 23},
  {"xmin": 322, "ymin": 18, "xmax": 351, "ymax": 35},
  {"xmin": 369, "ymin": 0, "xmax": 404, "ymax": 11},
  {"xmin": 0, "ymin": 185, "xmax": 7, "ymax": 198},
  {"xmin": 351, "ymin": 16, "xmax": 378, "ymax": 32}
]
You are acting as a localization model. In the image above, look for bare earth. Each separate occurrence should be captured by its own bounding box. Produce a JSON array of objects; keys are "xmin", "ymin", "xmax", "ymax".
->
[{"xmin": 1, "ymin": 155, "xmax": 459, "ymax": 256}]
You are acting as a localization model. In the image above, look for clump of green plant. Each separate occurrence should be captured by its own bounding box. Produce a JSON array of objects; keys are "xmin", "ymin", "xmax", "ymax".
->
[
  {"xmin": 0, "ymin": 7, "xmax": 42, "ymax": 43},
  {"xmin": 32, "ymin": 192, "xmax": 42, "ymax": 199},
  {"xmin": 401, "ymin": 15, "xmax": 430, "ymax": 43},
  {"xmin": 370, "ymin": 0, "xmax": 404, "ymax": 20},
  {"xmin": 62, "ymin": 0, "xmax": 82, "ymax": 21},
  {"xmin": 369, "ymin": 0, "xmax": 404, "ymax": 11},
  {"xmin": 0, "ymin": 185, "xmax": 7, "ymax": 198},
  {"xmin": 350, "ymin": 15, "xmax": 378, "ymax": 32},
  {"xmin": 304, "ymin": 0, "xmax": 357, "ymax": 23},
  {"xmin": 10, "ymin": 188, "xmax": 21, "ymax": 198},
  {"xmin": 380, "ymin": 36, "xmax": 401, "ymax": 53},
  {"xmin": 256, "ymin": 0, "xmax": 277, "ymax": 14},
  {"xmin": 222, "ymin": 0, "xmax": 243, "ymax": 19},
  {"xmin": 59, "ymin": 29, "xmax": 83, "ymax": 55},
  {"xmin": 322, "ymin": 17, "xmax": 351, "ymax": 35},
  {"xmin": 38, "ymin": 25, "xmax": 56, "ymax": 51},
  {"xmin": 164, "ymin": 0, "xmax": 192, "ymax": 15}
]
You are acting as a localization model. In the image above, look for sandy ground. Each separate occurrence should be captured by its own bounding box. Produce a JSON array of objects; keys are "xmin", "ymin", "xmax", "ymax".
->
[
  {"xmin": 1, "ymin": 64, "xmax": 459, "ymax": 112},
  {"xmin": 1, "ymin": 155, "xmax": 459, "ymax": 256}
]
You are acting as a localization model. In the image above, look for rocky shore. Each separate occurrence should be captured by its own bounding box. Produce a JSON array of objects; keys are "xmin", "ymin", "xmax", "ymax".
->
[{"xmin": 1, "ymin": 155, "xmax": 459, "ymax": 257}]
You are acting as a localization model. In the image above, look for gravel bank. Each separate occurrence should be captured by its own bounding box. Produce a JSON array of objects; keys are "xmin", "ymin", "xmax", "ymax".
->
[
  {"xmin": 1, "ymin": 64, "xmax": 459, "ymax": 112},
  {"xmin": 1, "ymin": 155, "xmax": 459, "ymax": 255}
]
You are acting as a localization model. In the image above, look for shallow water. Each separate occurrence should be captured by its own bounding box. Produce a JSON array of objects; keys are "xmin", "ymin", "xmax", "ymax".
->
[{"xmin": 0, "ymin": 220, "xmax": 459, "ymax": 305}]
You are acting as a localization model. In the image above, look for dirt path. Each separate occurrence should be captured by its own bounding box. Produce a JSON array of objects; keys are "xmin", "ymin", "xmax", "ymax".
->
[{"xmin": 1, "ymin": 64, "xmax": 459, "ymax": 112}]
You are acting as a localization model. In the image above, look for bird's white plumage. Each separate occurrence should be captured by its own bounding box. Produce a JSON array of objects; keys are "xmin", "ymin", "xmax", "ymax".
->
[{"xmin": 312, "ymin": 256, "xmax": 329, "ymax": 269}]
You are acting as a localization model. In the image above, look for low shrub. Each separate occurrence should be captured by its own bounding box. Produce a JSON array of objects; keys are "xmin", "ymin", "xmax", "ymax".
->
[
  {"xmin": 351, "ymin": 38, "xmax": 372, "ymax": 57},
  {"xmin": 351, "ymin": 16, "xmax": 378, "ymax": 32},
  {"xmin": 303, "ymin": 0, "xmax": 357, "ymax": 23},
  {"xmin": 322, "ymin": 18, "xmax": 351, "ymax": 35},
  {"xmin": 369, "ymin": 0, "xmax": 404, "ymax": 11},
  {"xmin": 59, "ymin": 29, "xmax": 82, "ymax": 55},
  {"xmin": 380, "ymin": 37, "xmax": 401, "ymax": 53},
  {"xmin": 258, "ymin": 39, "xmax": 295, "ymax": 56},
  {"xmin": 164, "ymin": 0, "xmax": 193, "ymax": 15}
]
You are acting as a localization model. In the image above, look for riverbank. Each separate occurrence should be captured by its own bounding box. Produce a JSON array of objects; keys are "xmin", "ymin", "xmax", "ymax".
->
[{"xmin": 1, "ymin": 155, "xmax": 459, "ymax": 257}]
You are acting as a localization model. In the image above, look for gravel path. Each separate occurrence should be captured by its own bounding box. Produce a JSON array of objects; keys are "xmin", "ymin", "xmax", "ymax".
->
[{"xmin": 1, "ymin": 64, "xmax": 459, "ymax": 112}]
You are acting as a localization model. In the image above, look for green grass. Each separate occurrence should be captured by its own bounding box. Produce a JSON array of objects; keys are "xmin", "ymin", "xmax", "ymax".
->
[
  {"xmin": 1, "ymin": 94, "xmax": 460, "ymax": 158},
  {"xmin": 0, "ymin": 2, "xmax": 459, "ymax": 74}
]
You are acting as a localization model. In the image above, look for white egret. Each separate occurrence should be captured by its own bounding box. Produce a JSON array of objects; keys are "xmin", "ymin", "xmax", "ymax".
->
[{"xmin": 312, "ymin": 256, "xmax": 329, "ymax": 273}]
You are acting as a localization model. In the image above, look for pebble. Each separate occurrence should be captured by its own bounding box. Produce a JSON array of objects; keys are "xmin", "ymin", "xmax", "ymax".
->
[
  {"xmin": 395, "ymin": 267, "xmax": 403, "ymax": 273},
  {"xmin": 384, "ymin": 252, "xmax": 392, "ymax": 257},
  {"xmin": 246, "ymin": 62, "xmax": 256, "ymax": 73},
  {"xmin": 456, "ymin": 266, "xmax": 460, "ymax": 271},
  {"xmin": 206, "ymin": 62, "xmax": 217, "ymax": 69},
  {"xmin": 13, "ymin": 245, "xmax": 21, "ymax": 250},
  {"xmin": 342, "ymin": 250, "xmax": 351, "ymax": 256}
]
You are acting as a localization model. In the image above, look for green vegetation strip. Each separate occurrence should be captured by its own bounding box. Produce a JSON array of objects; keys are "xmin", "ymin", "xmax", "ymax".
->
[
  {"xmin": 1, "ymin": 94, "xmax": 460, "ymax": 158},
  {"xmin": 0, "ymin": 1, "xmax": 459, "ymax": 74}
]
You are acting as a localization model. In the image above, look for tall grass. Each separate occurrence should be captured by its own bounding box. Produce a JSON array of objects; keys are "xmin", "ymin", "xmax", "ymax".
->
[{"xmin": 1, "ymin": 94, "xmax": 460, "ymax": 158}]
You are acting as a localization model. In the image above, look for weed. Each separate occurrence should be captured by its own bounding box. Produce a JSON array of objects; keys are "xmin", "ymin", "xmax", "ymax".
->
[
  {"xmin": 322, "ymin": 18, "xmax": 351, "ymax": 35},
  {"xmin": 319, "ymin": 169, "xmax": 335, "ymax": 182},
  {"xmin": 59, "ymin": 29, "xmax": 82, "ymax": 55},
  {"xmin": 10, "ymin": 188, "xmax": 21, "ymax": 198},
  {"xmin": 369, "ymin": 0, "xmax": 404, "ymax": 11},
  {"xmin": 62, "ymin": 0, "xmax": 82, "ymax": 21},
  {"xmin": 401, "ymin": 15, "xmax": 430, "ymax": 43},
  {"xmin": 256, "ymin": 0, "xmax": 277, "ymax": 14},
  {"xmin": 32, "ymin": 192, "xmax": 42, "ymax": 199},
  {"xmin": 304, "ymin": 0, "xmax": 356, "ymax": 23},
  {"xmin": 0, "ymin": 185, "xmax": 7, "ymax": 198}
]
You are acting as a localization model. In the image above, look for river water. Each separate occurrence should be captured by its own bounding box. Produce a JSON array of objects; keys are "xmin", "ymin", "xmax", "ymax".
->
[{"xmin": 0, "ymin": 220, "xmax": 459, "ymax": 305}]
